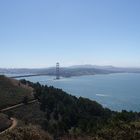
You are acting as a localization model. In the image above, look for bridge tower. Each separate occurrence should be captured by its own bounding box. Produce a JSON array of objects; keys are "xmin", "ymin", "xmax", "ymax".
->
[{"xmin": 56, "ymin": 62, "xmax": 60, "ymax": 80}]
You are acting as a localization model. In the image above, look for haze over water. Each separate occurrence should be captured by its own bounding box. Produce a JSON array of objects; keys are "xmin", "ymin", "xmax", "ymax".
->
[{"xmin": 16, "ymin": 73, "xmax": 140, "ymax": 112}]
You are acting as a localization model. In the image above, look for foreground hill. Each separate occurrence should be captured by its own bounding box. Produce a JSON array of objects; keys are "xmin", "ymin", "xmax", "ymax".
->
[
  {"xmin": 1, "ymin": 77, "xmax": 140, "ymax": 140},
  {"xmin": 0, "ymin": 75, "xmax": 33, "ymax": 109},
  {"xmin": 12, "ymin": 80, "xmax": 140, "ymax": 139}
]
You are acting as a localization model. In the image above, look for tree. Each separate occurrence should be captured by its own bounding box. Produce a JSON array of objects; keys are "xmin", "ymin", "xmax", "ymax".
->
[{"xmin": 22, "ymin": 96, "xmax": 28, "ymax": 104}]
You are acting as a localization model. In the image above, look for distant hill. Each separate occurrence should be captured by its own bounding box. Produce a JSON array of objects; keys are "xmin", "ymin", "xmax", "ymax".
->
[
  {"xmin": 1, "ymin": 65, "xmax": 140, "ymax": 78},
  {"xmin": 69, "ymin": 65, "xmax": 140, "ymax": 72},
  {"xmin": 0, "ymin": 75, "xmax": 33, "ymax": 109}
]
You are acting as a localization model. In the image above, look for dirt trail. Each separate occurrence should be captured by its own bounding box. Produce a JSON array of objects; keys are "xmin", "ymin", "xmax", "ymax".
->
[
  {"xmin": 0, "ymin": 99, "xmax": 37, "ymax": 112},
  {"xmin": 0, "ymin": 99, "xmax": 38, "ymax": 135},
  {"xmin": 0, "ymin": 118, "xmax": 18, "ymax": 135}
]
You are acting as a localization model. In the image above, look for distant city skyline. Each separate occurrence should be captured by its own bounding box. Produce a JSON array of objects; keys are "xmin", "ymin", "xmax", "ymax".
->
[{"xmin": 0, "ymin": 0, "xmax": 140, "ymax": 68}]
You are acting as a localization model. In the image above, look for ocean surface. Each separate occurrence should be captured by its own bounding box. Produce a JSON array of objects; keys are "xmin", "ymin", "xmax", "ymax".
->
[{"xmin": 14, "ymin": 73, "xmax": 140, "ymax": 112}]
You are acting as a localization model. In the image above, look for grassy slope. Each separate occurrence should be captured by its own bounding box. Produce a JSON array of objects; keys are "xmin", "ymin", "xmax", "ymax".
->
[
  {"xmin": 0, "ymin": 75, "xmax": 33, "ymax": 109},
  {"xmin": 1, "ymin": 125, "xmax": 53, "ymax": 140},
  {"xmin": 8, "ymin": 103, "xmax": 45, "ymax": 126},
  {"xmin": 0, "ymin": 113, "xmax": 12, "ymax": 132},
  {"xmin": 1, "ymin": 78, "xmax": 140, "ymax": 140}
]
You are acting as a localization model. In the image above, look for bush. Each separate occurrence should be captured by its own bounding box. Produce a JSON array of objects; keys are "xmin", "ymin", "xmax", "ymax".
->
[{"xmin": 1, "ymin": 125, "xmax": 53, "ymax": 140}]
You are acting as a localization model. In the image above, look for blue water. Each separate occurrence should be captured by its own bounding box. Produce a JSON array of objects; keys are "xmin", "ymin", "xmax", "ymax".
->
[{"xmin": 16, "ymin": 73, "xmax": 140, "ymax": 112}]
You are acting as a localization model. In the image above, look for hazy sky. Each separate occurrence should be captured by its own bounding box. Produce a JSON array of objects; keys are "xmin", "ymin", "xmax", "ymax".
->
[{"xmin": 0, "ymin": 0, "xmax": 140, "ymax": 68}]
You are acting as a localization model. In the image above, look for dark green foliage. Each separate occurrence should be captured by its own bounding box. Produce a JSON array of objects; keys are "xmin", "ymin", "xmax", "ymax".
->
[
  {"xmin": 20, "ymin": 80, "xmax": 112, "ymax": 136},
  {"xmin": 22, "ymin": 96, "xmax": 29, "ymax": 104},
  {"xmin": 19, "ymin": 80, "xmax": 140, "ymax": 139}
]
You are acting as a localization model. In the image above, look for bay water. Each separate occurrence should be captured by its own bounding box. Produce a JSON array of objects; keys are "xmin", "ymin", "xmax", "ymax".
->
[{"xmin": 16, "ymin": 73, "xmax": 140, "ymax": 112}]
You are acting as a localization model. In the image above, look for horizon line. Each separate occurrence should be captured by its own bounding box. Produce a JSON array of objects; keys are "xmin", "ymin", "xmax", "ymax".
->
[{"xmin": 1, "ymin": 64, "xmax": 140, "ymax": 69}]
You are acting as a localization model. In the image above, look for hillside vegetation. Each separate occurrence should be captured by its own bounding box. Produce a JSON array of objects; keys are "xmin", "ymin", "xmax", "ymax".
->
[
  {"xmin": 1, "ymin": 125, "xmax": 52, "ymax": 140},
  {"xmin": 17, "ymin": 80, "xmax": 140, "ymax": 139},
  {"xmin": 0, "ymin": 75, "xmax": 33, "ymax": 109},
  {"xmin": 0, "ymin": 113, "xmax": 12, "ymax": 132},
  {"xmin": 1, "ymin": 77, "xmax": 140, "ymax": 140}
]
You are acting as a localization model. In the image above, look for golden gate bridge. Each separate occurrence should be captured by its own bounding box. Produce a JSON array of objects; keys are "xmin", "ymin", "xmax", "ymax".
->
[{"xmin": 10, "ymin": 63, "xmax": 60, "ymax": 80}]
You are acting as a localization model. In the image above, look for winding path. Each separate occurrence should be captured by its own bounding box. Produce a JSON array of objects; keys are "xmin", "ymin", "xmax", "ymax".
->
[
  {"xmin": 0, "ymin": 118, "xmax": 18, "ymax": 135},
  {"xmin": 0, "ymin": 99, "xmax": 37, "ymax": 112},
  {"xmin": 0, "ymin": 99, "xmax": 38, "ymax": 135}
]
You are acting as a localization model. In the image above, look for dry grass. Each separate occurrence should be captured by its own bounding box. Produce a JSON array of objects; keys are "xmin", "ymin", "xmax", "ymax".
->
[
  {"xmin": 0, "ymin": 75, "xmax": 33, "ymax": 109},
  {"xmin": 0, "ymin": 113, "xmax": 12, "ymax": 132},
  {"xmin": 0, "ymin": 125, "xmax": 53, "ymax": 140}
]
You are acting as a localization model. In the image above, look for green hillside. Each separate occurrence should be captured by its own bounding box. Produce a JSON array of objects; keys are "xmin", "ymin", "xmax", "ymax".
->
[
  {"xmin": 19, "ymin": 80, "xmax": 140, "ymax": 139},
  {"xmin": 0, "ymin": 75, "xmax": 33, "ymax": 109},
  {"xmin": 1, "ymin": 78, "xmax": 140, "ymax": 140}
]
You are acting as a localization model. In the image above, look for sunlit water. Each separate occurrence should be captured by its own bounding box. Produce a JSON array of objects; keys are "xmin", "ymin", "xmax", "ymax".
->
[{"xmin": 13, "ymin": 73, "xmax": 140, "ymax": 111}]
